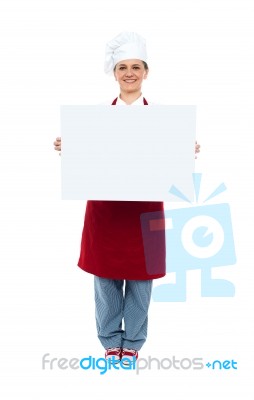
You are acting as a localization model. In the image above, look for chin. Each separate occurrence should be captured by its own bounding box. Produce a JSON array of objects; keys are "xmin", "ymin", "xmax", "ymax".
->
[{"xmin": 122, "ymin": 85, "xmax": 140, "ymax": 93}]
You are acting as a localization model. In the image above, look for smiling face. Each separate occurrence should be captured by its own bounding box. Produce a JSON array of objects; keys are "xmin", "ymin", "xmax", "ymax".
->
[{"xmin": 113, "ymin": 59, "xmax": 149, "ymax": 94}]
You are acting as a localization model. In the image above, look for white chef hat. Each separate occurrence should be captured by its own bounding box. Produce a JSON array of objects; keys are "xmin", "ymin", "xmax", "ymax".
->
[{"xmin": 104, "ymin": 31, "xmax": 148, "ymax": 75}]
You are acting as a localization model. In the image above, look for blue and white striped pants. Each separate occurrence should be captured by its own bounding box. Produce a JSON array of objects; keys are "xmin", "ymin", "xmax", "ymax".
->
[{"xmin": 94, "ymin": 277, "xmax": 153, "ymax": 351}]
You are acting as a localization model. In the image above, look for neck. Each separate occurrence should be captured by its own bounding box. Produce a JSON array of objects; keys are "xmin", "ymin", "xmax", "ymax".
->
[{"xmin": 119, "ymin": 91, "xmax": 142, "ymax": 105}]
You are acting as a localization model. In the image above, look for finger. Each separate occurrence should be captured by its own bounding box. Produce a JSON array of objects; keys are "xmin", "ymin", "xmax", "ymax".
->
[{"xmin": 53, "ymin": 138, "xmax": 61, "ymax": 144}]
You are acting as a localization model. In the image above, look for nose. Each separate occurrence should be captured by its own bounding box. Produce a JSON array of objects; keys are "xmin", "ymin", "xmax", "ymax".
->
[{"xmin": 125, "ymin": 69, "xmax": 134, "ymax": 77}]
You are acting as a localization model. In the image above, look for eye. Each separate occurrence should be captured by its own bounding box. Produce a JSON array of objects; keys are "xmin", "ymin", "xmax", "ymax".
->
[
  {"xmin": 133, "ymin": 66, "xmax": 140, "ymax": 70},
  {"xmin": 119, "ymin": 66, "xmax": 126, "ymax": 70}
]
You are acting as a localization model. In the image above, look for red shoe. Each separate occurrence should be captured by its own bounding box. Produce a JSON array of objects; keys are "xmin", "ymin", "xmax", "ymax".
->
[
  {"xmin": 105, "ymin": 347, "xmax": 122, "ymax": 363},
  {"xmin": 121, "ymin": 348, "xmax": 138, "ymax": 365}
]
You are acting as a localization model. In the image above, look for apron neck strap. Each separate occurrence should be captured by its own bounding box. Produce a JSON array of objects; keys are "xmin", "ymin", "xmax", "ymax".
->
[{"xmin": 111, "ymin": 97, "xmax": 148, "ymax": 105}]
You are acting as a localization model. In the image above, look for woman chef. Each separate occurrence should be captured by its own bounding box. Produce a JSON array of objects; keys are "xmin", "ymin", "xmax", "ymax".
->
[{"xmin": 53, "ymin": 31, "xmax": 200, "ymax": 364}]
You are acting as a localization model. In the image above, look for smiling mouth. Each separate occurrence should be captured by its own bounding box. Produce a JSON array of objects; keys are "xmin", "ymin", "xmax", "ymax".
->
[{"xmin": 124, "ymin": 79, "xmax": 137, "ymax": 83}]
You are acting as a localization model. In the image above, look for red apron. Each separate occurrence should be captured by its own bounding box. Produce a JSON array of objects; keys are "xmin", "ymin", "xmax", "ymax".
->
[{"xmin": 77, "ymin": 97, "xmax": 166, "ymax": 280}]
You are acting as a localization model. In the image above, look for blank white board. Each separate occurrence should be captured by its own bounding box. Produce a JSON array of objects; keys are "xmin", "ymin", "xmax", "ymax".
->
[{"xmin": 61, "ymin": 105, "xmax": 196, "ymax": 201}]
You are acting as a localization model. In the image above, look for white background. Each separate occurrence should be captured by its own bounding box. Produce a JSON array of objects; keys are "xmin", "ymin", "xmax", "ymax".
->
[{"xmin": 0, "ymin": 0, "xmax": 253, "ymax": 398}]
